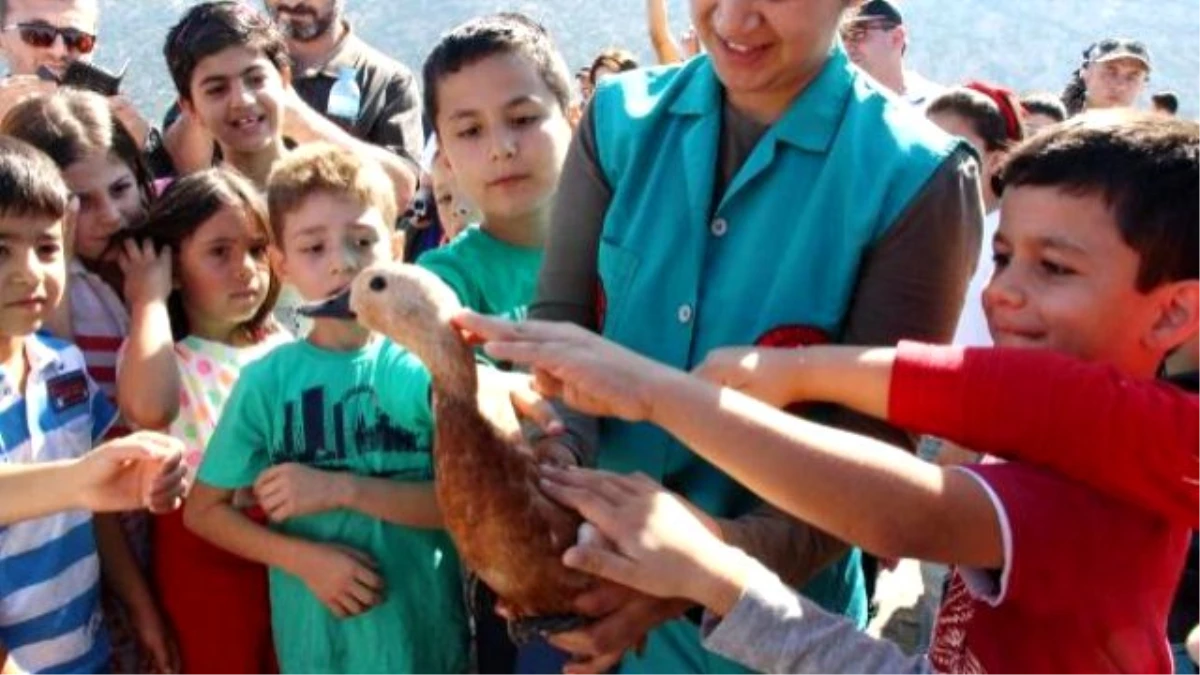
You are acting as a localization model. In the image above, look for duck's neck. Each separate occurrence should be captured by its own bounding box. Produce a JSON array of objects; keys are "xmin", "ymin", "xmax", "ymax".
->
[{"xmin": 414, "ymin": 329, "xmax": 478, "ymax": 401}]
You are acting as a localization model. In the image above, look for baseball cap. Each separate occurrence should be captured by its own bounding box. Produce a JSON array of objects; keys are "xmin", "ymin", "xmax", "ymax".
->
[
  {"xmin": 1086, "ymin": 38, "xmax": 1152, "ymax": 70},
  {"xmin": 849, "ymin": 0, "xmax": 904, "ymax": 25}
]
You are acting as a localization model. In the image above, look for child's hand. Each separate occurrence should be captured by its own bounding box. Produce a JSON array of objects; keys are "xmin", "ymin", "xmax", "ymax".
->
[
  {"xmin": 253, "ymin": 463, "xmax": 351, "ymax": 522},
  {"xmin": 539, "ymin": 467, "xmax": 752, "ymax": 616},
  {"xmin": 295, "ymin": 543, "xmax": 383, "ymax": 618},
  {"xmin": 692, "ymin": 347, "xmax": 802, "ymax": 408},
  {"xmin": 75, "ymin": 432, "xmax": 187, "ymax": 514},
  {"xmin": 118, "ymin": 239, "xmax": 173, "ymax": 308}
]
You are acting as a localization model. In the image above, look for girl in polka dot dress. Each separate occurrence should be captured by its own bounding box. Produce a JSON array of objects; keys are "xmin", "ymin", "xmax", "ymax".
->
[{"xmin": 117, "ymin": 169, "xmax": 289, "ymax": 673}]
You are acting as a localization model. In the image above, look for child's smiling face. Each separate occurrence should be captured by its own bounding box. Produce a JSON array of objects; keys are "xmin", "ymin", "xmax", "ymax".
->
[
  {"xmin": 181, "ymin": 45, "xmax": 287, "ymax": 155},
  {"xmin": 985, "ymin": 185, "xmax": 1197, "ymax": 377}
]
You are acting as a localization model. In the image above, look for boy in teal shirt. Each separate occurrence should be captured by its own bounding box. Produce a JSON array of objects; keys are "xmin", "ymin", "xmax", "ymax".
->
[
  {"xmin": 416, "ymin": 14, "xmax": 575, "ymax": 321},
  {"xmin": 185, "ymin": 145, "xmax": 468, "ymax": 673}
]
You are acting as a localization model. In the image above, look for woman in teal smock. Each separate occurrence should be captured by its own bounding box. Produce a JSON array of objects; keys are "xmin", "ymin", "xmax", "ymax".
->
[{"xmin": 531, "ymin": 0, "xmax": 984, "ymax": 672}]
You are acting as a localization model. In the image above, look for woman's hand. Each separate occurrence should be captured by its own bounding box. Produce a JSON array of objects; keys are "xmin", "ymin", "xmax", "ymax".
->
[
  {"xmin": 453, "ymin": 312, "xmax": 676, "ymax": 423},
  {"xmin": 540, "ymin": 467, "xmax": 753, "ymax": 616}
]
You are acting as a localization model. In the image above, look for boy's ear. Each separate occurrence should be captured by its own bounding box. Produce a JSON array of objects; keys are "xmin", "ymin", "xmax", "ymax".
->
[
  {"xmin": 177, "ymin": 96, "xmax": 196, "ymax": 120},
  {"xmin": 1147, "ymin": 279, "xmax": 1200, "ymax": 354},
  {"xmin": 268, "ymin": 245, "xmax": 288, "ymax": 283}
]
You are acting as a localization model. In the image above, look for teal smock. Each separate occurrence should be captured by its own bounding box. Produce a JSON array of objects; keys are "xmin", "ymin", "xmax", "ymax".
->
[{"xmin": 588, "ymin": 45, "xmax": 961, "ymax": 673}]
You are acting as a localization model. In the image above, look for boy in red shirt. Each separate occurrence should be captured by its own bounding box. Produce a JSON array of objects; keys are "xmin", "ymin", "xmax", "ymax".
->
[{"xmin": 455, "ymin": 110, "xmax": 1198, "ymax": 673}]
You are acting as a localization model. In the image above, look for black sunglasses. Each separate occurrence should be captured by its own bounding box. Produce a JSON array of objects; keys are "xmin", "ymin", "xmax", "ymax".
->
[{"xmin": 5, "ymin": 22, "xmax": 96, "ymax": 54}]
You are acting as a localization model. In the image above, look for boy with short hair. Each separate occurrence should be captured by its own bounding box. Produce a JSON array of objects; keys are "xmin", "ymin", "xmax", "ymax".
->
[
  {"xmin": 183, "ymin": 143, "xmax": 468, "ymax": 673},
  {"xmin": 0, "ymin": 136, "xmax": 157, "ymax": 674},
  {"xmin": 460, "ymin": 111, "xmax": 1199, "ymax": 673},
  {"xmin": 162, "ymin": 1, "xmax": 416, "ymax": 201},
  {"xmin": 416, "ymin": 13, "xmax": 575, "ymax": 321}
]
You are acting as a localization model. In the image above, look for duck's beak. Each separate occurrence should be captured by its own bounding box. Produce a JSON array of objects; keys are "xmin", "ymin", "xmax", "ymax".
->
[{"xmin": 299, "ymin": 288, "xmax": 356, "ymax": 319}]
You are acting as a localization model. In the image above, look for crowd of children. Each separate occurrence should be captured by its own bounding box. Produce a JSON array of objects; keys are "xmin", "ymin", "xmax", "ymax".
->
[{"xmin": 0, "ymin": 1, "xmax": 1194, "ymax": 674}]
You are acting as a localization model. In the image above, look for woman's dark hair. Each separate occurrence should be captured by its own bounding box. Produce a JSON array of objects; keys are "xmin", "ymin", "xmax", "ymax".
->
[
  {"xmin": 928, "ymin": 83, "xmax": 1026, "ymax": 153},
  {"xmin": 121, "ymin": 168, "xmax": 280, "ymax": 342},
  {"xmin": 423, "ymin": 12, "xmax": 572, "ymax": 130},
  {"xmin": 164, "ymin": 1, "xmax": 289, "ymax": 101},
  {"xmin": 1, "ymin": 89, "xmax": 155, "ymax": 213},
  {"xmin": 1021, "ymin": 93, "xmax": 1068, "ymax": 124},
  {"xmin": 588, "ymin": 48, "xmax": 639, "ymax": 85}
]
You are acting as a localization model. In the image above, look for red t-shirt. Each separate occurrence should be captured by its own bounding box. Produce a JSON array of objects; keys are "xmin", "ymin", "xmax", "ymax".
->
[
  {"xmin": 889, "ymin": 342, "xmax": 1198, "ymax": 528},
  {"xmin": 928, "ymin": 462, "xmax": 1188, "ymax": 673},
  {"xmin": 887, "ymin": 342, "xmax": 1195, "ymax": 673}
]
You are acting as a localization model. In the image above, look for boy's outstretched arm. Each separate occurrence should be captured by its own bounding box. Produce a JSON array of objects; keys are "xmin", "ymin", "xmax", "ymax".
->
[
  {"xmin": 698, "ymin": 342, "xmax": 1200, "ymax": 527},
  {"xmin": 457, "ymin": 314, "xmax": 1004, "ymax": 568}
]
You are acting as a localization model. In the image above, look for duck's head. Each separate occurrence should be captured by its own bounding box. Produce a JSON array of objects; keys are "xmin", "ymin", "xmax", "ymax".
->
[{"xmin": 301, "ymin": 262, "xmax": 463, "ymax": 351}]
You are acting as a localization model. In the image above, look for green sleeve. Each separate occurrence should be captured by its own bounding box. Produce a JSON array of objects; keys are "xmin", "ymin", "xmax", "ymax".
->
[
  {"xmin": 196, "ymin": 364, "xmax": 273, "ymax": 489},
  {"xmin": 378, "ymin": 342, "xmax": 435, "ymax": 447},
  {"xmin": 417, "ymin": 246, "xmax": 481, "ymax": 312}
]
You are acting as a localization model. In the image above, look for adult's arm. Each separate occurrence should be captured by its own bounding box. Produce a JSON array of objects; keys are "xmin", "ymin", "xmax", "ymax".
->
[{"xmin": 646, "ymin": 0, "xmax": 685, "ymax": 65}]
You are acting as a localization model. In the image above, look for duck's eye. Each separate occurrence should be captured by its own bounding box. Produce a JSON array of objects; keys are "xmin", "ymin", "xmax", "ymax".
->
[{"xmin": 369, "ymin": 276, "xmax": 387, "ymax": 292}]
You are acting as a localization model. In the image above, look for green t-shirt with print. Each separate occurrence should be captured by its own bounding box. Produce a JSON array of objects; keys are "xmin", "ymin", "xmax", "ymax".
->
[
  {"xmin": 417, "ymin": 225, "xmax": 544, "ymax": 321},
  {"xmin": 198, "ymin": 337, "xmax": 468, "ymax": 674}
]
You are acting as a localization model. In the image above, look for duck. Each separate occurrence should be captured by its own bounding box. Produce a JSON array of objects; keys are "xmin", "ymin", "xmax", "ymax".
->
[{"xmin": 301, "ymin": 262, "xmax": 593, "ymax": 639}]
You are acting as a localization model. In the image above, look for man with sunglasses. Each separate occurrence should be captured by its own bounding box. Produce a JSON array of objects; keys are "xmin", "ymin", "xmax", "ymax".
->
[
  {"xmin": 0, "ymin": 0, "xmax": 150, "ymax": 147},
  {"xmin": 841, "ymin": 0, "xmax": 943, "ymax": 109}
]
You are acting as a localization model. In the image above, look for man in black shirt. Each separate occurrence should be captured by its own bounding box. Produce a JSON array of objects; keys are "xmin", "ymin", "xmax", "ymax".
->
[{"xmin": 266, "ymin": 0, "xmax": 423, "ymax": 158}]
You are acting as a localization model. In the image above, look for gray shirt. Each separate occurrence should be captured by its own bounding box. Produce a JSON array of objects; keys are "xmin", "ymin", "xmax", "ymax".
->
[{"xmin": 701, "ymin": 554, "xmax": 933, "ymax": 673}]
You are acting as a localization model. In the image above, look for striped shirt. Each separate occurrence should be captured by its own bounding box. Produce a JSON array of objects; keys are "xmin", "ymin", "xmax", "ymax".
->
[
  {"xmin": 0, "ymin": 333, "xmax": 117, "ymax": 674},
  {"xmin": 68, "ymin": 260, "xmax": 130, "ymax": 440}
]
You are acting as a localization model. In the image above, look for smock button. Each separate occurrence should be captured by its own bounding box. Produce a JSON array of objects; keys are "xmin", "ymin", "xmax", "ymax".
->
[
  {"xmin": 677, "ymin": 304, "xmax": 694, "ymax": 324},
  {"xmin": 711, "ymin": 217, "xmax": 728, "ymax": 237}
]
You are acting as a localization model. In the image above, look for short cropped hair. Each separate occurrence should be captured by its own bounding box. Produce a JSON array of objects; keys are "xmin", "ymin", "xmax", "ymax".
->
[
  {"xmin": 164, "ymin": 1, "xmax": 289, "ymax": 101},
  {"xmin": 1020, "ymin": 92, "xmax": 1068, "ymax": 124},
  {"xmin": 0, "ymin": 136, "xmax": 70, "ymax": 222},
  {"xmin": 1152, "ymin": 91, "xmax": 1179, "ymax": 115},
  {"xmin": 267, "ymin": 143, "xmax": 398, "ymax": 242},
  {"xmin": 995, "ymin": 111, "xmax": 1199, "ymax": 291},
  {"xmin": 422, "ymin": 13, "xmax": 572, "ymax": 129}
]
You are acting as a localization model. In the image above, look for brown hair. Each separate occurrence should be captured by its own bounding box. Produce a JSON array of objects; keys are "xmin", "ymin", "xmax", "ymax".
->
[
  {"xmin": 422, "ymin": 13, "xmax": 572, "ymax": 130},
  {"xmin": 121, "ymin": 168, "xmax": 280, "ymax": 342},
  {"xmin": 0, "ymin": 136, "xmax": 70, "ymax": 221},
  {"xmin": 1, "ymin": 89, "xmax": 155, "ymax": 211},
  {"xmin": 164, "ymin": 1, "xmax": 289, "ymax": 101},
  {"xmin": 995, "ymin": 111, "xmax": 1198, "ymax": 291},
  {"xmin": 589, "ymin": 47, "xmax": 638, "ymax": 84},
  {"xmin": 267, "ymin": 143, "xmax": 397, "ymax": 242}
]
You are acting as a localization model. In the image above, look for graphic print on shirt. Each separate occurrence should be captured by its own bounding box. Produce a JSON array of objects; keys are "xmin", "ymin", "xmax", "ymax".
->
[
  {"xmin": 928, "ymin": 571, "xmax": 985, "ymax": 674},
  {"xmin": 270, "ymin": 384, "xmax": 428, "ymax": 476}
]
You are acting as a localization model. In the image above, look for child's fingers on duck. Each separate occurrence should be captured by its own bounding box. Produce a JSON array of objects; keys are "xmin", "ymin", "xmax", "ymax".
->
[{"xmin": 563, "ymin": 546, "xmax": 640, "ymax": 594}]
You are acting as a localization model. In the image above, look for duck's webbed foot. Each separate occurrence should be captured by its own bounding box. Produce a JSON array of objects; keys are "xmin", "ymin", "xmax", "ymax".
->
[{"xmin": 507, "ymin": 614, "xmax": 591, "ymax": 645}]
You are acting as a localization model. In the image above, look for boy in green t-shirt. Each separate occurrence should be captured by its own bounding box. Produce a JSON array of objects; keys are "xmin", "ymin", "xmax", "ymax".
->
[
  {"xmin": 416, "ymin": 14, "xmax": 575, "ymax": 321},
  {"xmin": 184, "ymin": 144, "xmax": 468, "ymax": 673}
]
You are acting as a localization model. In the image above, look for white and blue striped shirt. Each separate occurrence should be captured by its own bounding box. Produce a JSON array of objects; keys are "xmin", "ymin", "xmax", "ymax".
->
[{"xmin": 0, "ymin": 333, "xmax": 117, "ymax": 674}]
